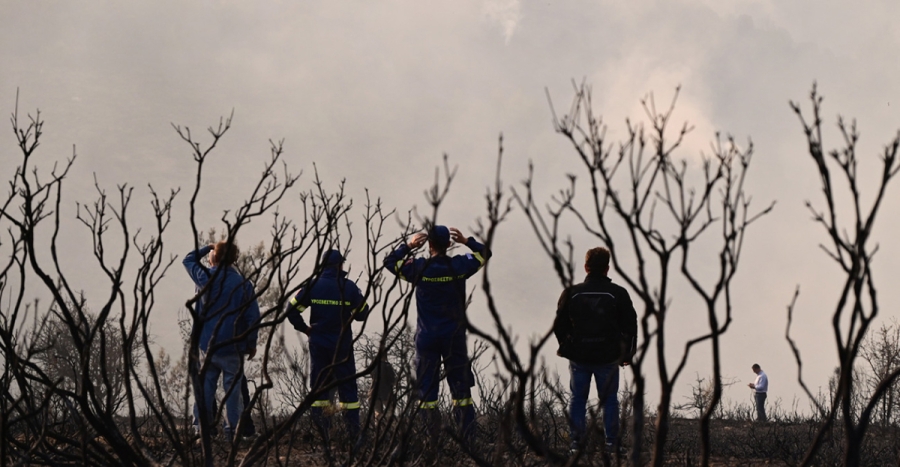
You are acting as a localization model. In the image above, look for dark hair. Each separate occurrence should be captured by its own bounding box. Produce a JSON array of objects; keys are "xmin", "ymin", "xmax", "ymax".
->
[
  {"xmin": 752, "ymin": 363, "xmax": 761, "ymax": 369},
  {"xmin": 585, "ymin": 247, "xmax": 611, "ymax": 274},
  {"xmin": 213, "ymin": 241, "xmax": 239, "ymax": 267}
]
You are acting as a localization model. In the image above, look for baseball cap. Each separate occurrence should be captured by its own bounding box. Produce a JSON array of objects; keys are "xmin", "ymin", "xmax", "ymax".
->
[
  {"xmin": 429, "ymin": 225, "xmax": 450, "ymax": 249},
  {"xmin": 321, "ymin": 249, "xmax": 344, "ymax": 267}
]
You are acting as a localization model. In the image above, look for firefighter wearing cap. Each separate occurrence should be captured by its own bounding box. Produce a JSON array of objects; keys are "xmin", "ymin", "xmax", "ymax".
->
[
  {"xmin": 383, "ymin": 225, "xmax": 491, "ymax": 443},
  {"xmin": 286, "ymin": 249, "xmax": 370, "ymax": 439}
]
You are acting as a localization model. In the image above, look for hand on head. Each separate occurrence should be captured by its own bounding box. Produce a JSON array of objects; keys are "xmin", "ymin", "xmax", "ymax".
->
[
  {"xmin": 449, "ymin": 227, "xmax": 467, "ymax": 244},
  {"xmin": 408, "ymin": 227, "xmax": 466, "ymax": 249},
  {"xmin": 407, "ymin": 233, "xmax": 428, "ymax": 249}
]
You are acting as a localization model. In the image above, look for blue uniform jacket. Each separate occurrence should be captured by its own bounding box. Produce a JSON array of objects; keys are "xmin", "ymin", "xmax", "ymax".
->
[
  {"xmin": 184, "ymin": 246, "xmax": 260, "ymax": 355},
  {"xmin": 285, "ymin": 267, "xmax": 370, "ymax": 352},
  {"xmin": 383, "ymin": 237, "xmax": 491, "ymax": 338}
]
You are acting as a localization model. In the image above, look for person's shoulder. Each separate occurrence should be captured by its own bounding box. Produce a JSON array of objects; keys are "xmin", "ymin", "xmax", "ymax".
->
[
  {"xmin": 451, "ymin": 251, "xmax": 480, "ymax": 265},
  {"xmin": 339, "ymin": 276, "xmax": 364, "ymax": 290},
  {"xmin": 607, "ymin": 279, "xmax": 631, "ymax": 295},
  {"xmin": 560, "ymin": 281, "xmax": 587, "ymax": 299}
]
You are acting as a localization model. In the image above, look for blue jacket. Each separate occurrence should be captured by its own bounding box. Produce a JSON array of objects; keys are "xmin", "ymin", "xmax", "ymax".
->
[
  {"xmin": 384, "ymin": 237, "xmax": 491, "ymax": 338},
  {"xmin": 285, "ymin": 267, "xmax": 370, "ymax": 352},
  {"xmin": 184, "ymin": 246, "xmax": 260, "ymax": 355}
]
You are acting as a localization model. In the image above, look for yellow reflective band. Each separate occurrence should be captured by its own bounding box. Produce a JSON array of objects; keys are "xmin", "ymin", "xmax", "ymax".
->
[
  {"xmin": 420, "ymin": 400, "xmax": 438, "ymax": 409},
  {"xmin": 341, "ymin": 401, "xmax": 360, "ymax": 410},
  {"xmin": 473, "ymin": 252, "xmax": 485, "ymax": 266},
  {"xmin": 352, "ymin": 303, "xmax": 368, "ymax": 315},
  {"xmin": 310, "ymin": 299, "xmax": 352, "ymax": 306},
  {"xmin": 290, "ymin": 297, "xmax": 307, "ymax": 313},
  {"xmin": 311, "ymin": 400, "xmax": 332, "ymax": 408},
  {"xmin": 452, "ymin": 397, "xmax": 473, "ymax": 407},
  {"xmin": 394, "ymin": 260, "xmax": 407, "ymax": 280}
]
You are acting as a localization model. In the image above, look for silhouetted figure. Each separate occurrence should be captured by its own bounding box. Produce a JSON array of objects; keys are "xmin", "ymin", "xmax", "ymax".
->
[{"xmin": 553, "ymin": 247, "xmax": 637, "ymax": 452}]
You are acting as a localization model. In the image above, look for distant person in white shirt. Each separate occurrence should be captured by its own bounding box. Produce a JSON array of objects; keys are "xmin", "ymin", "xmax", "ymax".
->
[{"xmin": 747, "ymin": 363, "xmax": 768, "ymax": 421}]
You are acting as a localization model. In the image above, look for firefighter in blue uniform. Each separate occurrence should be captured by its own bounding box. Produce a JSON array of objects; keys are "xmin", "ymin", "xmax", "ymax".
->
[
  {"xmin": 383, "ymin": 225, "xmax": 491, "ymax": 444},
  {"xmin": 286, "ymin": 249, "xmax": 370, "ymax": 440}
]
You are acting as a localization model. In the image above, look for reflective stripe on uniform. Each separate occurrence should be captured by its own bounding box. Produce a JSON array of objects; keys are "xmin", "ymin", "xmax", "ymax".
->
[
  {"xmin": 452, "ymin": 397, "xmax": 473, "ymax": 407},
  {"xmin": 473, "ymin": 251, "xmax": 485, "ymax": 266},
  {"xmin": 420, "ymin": 400, "xmax": 438, "ymax": 409},
  {"xmin": 352, "ymin": 303, "xmax": 368, "ymax": 315},
  {"xmin": 394, "ymin": 260, "xmax": 407, "ymax": 280},
  {"xmin": 289, "ymin": 297, "xmax": 307, "ymax": 312},
  {"xmin": 341, "ymin": 401, "xmax": 360, "ymax": 410},
  {"xmin": 311, "ymin": 400, "xmax": 332, "ymax": 408}
]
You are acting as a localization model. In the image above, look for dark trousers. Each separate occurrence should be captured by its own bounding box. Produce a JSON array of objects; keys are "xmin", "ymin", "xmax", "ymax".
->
[
  {"xmin": 754, "ymin": 392, "xmax": 767, "ymax": 421},
  {"xmin": 309, "ymin": 343, "xmax": 361, "ymax": 437},
  {"xmin": 240, "ymin": 375, "xmax": 256, "ymax": 435}
]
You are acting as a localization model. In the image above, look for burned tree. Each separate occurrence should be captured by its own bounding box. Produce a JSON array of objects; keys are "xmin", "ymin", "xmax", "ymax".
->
[
  {"xmin": 787, "ymin": 84, "xmax": 900, "ymax": 467},
  {"xmin": 516, "ymin": 82, "xmax": 772, "ymax": 466}
]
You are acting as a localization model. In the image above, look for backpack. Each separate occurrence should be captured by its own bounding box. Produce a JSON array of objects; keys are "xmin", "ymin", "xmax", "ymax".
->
[{"xmin": 567, "ymin": 291, "xmax": 624, "ymax": 363}]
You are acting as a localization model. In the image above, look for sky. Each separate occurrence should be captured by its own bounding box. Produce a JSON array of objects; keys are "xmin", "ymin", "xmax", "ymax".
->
[{"xmin": 3, "ymin": 0, "xmax": 900, "ymax": 414}]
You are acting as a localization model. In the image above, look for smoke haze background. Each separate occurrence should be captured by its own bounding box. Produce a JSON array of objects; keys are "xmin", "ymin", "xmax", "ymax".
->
[{"xmin": 3, "ymin": 0, "xmax": 900, "ymax": 411}]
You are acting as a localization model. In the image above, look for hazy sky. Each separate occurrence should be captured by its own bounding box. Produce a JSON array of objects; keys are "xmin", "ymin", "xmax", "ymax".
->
[{"xmin": 4, "ymin": 0, "xmax": 900, "ymax": 412}]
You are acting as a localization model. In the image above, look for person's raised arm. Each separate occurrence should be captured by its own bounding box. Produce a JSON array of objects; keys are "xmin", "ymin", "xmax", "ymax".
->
[
  {"xmin": 183, "ymin": 244, "xmax": 213, "ymax": 287},
  {"xmin": 383, "ymin": 233, "xmax": 426, "ymax": 282},
  {"xmin": 450, "ymin": 227, "xmax": 491, "ymax": 276}
]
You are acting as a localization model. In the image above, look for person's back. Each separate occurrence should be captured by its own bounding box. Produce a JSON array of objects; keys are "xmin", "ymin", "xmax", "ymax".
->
[
  {"xmin": 196, "ymin": 266, "xmax": 258, "ymax": 353},
  {"xmin": 293, "ymin": 267, "xmax": 369, "ymax": 352},
  {"xmin": 410, "ymin": 254, "xmax": 475, "ymax": 336},
  {"xmin": 555, "ymin": 275, "xmax": 636, "ymax": 365},
  {"xmin": 385, "ymin": 227, "xmax": 490, "ymax": 338}
]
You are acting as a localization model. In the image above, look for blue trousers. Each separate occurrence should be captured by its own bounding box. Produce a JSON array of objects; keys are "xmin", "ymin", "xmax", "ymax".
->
[
  {"xmin": 309, "ymin": 343, "xmax": 360, "ymax": 436},
  {"xmin": 569, "ymin": 361, "xmax": 619, "ymax": 446},
  {"xmin": 194, "ymin": 351, "xmax": 243, "ymax": 439},
  {"xmin": 415, "ymin": 332, "xmax": 476, "ymax": 440}
]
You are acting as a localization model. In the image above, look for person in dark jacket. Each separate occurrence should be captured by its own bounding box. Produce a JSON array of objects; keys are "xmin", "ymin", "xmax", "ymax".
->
[
  {"xmin": 383, "ymin": 225, "xmax": 491, "ymax": 444},
  {"xmin": 553, "ymin": 246, "xmax": 637, "ymax": 451},
  {"xmin": 184, "ymin": 241, "xmax": 260, "ymax": 441},
  {"xmin": 285, "ymin": 249, "xmax": 370, "ymax": 439}
]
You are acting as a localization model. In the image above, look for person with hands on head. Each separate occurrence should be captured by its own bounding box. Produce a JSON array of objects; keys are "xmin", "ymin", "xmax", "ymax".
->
[
  {"xmin": 183, "ymin": 240, "xmax": 260, "ymax": 442},
  {"xmin": 553, "ymin": 246, "xmax": 637, "ymax": 453},
  {"xmin": 285, "ymin": 249, "xmax": 370, "ymax": 441},
  {"xmin": 383, "ymin": 225, "xmax": 492, "ymax": 447}
]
